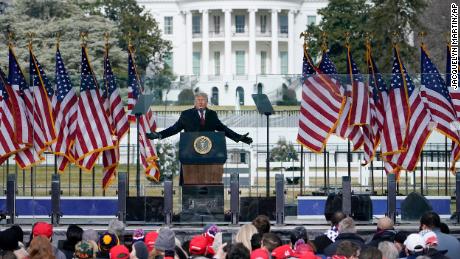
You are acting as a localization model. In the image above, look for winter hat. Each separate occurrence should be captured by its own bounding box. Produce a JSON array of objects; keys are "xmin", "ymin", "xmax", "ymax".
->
[
  {"xmin": 83, "ymin": 229, "xmax": 99, "ymax": 243},
  {"xmin": 133, "ymin": 228, "xmax": 145, "ymax": 242},
  {"xmin": 189, "ymin": 235, "xmax": 215, "ymax": 256},
  {"xmin": 74, "ymin": 240, "xmax": 96, "ymax": 259},
  {"xmin": 0, "ymin": 229, "xmax": 19, "ymax": 250},
  {"xmin": 250, "ymin": 248, "xmax": 270, "ymax": 259},
  {"xmin": 99, "ymin": 232, "xmax": 120, "ymax": 253},
  {"xmin": 404, "ymin": 233, "xmax": 426, "ymax": 253},
  {"xmin": 32, "ymin": 222, "xmax": 53, "ymax": 238},
  {"xmin": 144, "ymin": 231, "xmax": 159, "ymax": 252},
  {"xmin": 132, "ymin": 241, "xmax": 149, "ymax": 259},
  {"xmin": 109, "ymin": 245, "xmax": 130, "ymax": 259},
  {"xmin": 271, "ymin": 244, "xmax": 295, "ymax": 259},
  {"xmin": 108, "ymin": 219, "xmax": 125, "ymax": 237},
  {"xmin": 154, "ymin": 227, "xmax": 175, "ymax": 251}
]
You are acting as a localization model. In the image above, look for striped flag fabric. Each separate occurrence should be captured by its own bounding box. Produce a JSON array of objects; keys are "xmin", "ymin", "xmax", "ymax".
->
[
  {"xmin": 297, "ymin": 48, "xmax": 344, "ymax": 153},
  {"xmin": 0, "ymin": 67, "xmax": 26, "ymax": 162},
  {"xmin": 387, "ymin": 47, "xmax": 432, "ymax": 171},
  {"xmin": 51, "ymin": 48, "xmax": 78, "ymax": 172},
  {"xmin": 73, "ymin": 46, "xmax": 114, "ymax": 170},
  {"xmin": 101, "ymin": 47, "xmax": 129, "ymax": 189},
  {"xmin": 346, "ymin": 47, "xmax": 373, "ymax": 164},
  {"xmin": 420, "ymin": 44, "xmax": 459, "ymax": 144},
  {"xmin": 129, "ymin": 46, "xmax": 160, "ymax": 181},
  {"xmin": 319, "ymin": 51, "xmax": 363, "ymax": 151},
  {"xmin": 382, "ymin": 47, "xmax": 410, "ymax": 155}
]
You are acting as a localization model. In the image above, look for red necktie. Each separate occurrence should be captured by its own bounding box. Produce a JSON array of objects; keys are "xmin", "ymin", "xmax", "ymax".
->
[{"xmin": 199, "ymin": 109, "xmax": 205, "ymax": 126}]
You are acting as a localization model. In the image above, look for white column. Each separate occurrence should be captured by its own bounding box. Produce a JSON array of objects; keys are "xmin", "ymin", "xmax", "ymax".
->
[
  {"xmin": 224, "ymin": 9, "xmax": 232, "ymax": 81},
  {"xmin": 202, "ymin": 9, "xmax": 209, "ymax": 81},
  {"xmin": 287, "ymin": 10, "xmax": 295, "ymax": 74},
  {"xmin": 271, "ymin": 9, "xmax": 279, "ymax": 74},
  {"xmin": 248, "ymin": 9, "xmax": 256, "ymax": 80},
  {"xmin": 185, "ymin": 11, "xmax": 193, "ymax": 75}
]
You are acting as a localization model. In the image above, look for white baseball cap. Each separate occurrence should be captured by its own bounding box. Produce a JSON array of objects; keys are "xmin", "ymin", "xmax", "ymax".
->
[{"xmin": 404, "ymin": 233, "xmax": 426, "ymax": 252}]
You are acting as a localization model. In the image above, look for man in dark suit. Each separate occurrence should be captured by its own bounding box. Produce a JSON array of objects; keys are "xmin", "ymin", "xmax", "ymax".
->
[{"xmin": 146, "ymin": 92, "xmax": 253, "ymax": 144}]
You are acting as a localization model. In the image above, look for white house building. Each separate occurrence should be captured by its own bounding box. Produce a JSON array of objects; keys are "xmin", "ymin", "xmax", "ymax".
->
[{"xmin": 139, "ymin": 0, "xmax": 328, "ymax": 106}]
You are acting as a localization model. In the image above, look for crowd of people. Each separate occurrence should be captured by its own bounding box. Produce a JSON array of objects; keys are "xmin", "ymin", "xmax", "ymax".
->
[{"xmin": 0, "ymin": 211, "xmax": 459, "ymax": 259}]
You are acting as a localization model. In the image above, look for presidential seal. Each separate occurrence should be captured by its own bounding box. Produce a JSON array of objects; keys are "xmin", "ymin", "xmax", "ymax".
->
[{"xmin": 193, "ymin": 136, "xmax": 212, "ymax": 155}]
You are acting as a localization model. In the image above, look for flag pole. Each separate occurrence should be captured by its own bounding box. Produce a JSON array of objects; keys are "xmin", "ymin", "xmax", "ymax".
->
[
  {"xmin": 321, "ymin": 32, "xmax": 328, "ymax": 191},
  {"xmin": 126, "ymin": 33, "xmax": 133, "ymax": 197},
  {"xmin": 54, "ymin": 33, "xmax": 60, "ymax": 176},
  {"xmin": 299, "ymin": 31, "xmax": 308, "ymax": 196},
  {"xmin": 345, "ymin": 32, "xmax": 352, "ymax": 178}
]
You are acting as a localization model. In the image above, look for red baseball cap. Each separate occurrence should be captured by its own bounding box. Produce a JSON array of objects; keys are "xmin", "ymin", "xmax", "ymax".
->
[
  {"xmin": 32, "ymin": 222, "xmax": 53, "ymax": 238},
  {"xmin": 251, "ymin": 248, "xmax": 270, "ymax": 259},
  {"xmin": 109, "ymin": 245, "xmax": 130, "ymax": 259},
  {"xmin": 271, "ymin": 244, "xmax": 295, "ymax": 259},
  {"xmin": 189, "ymin": 235, "xmax": 214, "ymax": 255},
  {"xmin": 294, "ymin": 243, "xmax": 315, "ymax": 257},
  {"xmin": 144, "ymin": 231, "xmax": 159, "ymax": 252}
]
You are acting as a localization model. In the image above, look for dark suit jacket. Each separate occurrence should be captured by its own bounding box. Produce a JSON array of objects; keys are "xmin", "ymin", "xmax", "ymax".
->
[{"xmin": 158, "ymin": 108, "xmax": 243, "ymax": 142}]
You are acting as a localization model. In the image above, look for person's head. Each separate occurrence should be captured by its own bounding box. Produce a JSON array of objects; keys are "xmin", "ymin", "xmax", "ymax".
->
[
  {"xmin": 439, "ymin": 222, "xmax": 450, "ymax": 234},
  {"xmin": 393, "ymin": 231, "xmax": 409, "ymax": 253},
  {"xmin": 289, "ymin": 227, "xmax": 308, "ymax": 247},
  {"xmin": 9, "ymin": 225, "xmax": 23, "ymax": 243},
  {"xmin": 74, "ymin": 240, "xmax": 97, "ymax": 259},
  {"xmin": 83, "ymin": 229, "xmax": 99, "ymax": 243},
  {"xmin": 32, "ymin": 222, "xmax": 53, "ymax": 240},
  {"xmin": 338, "ymin": 217, "xmax": 356, "ymax": 234},
  {"xmin": 419, "ymin": 230, "xmax": 438, "ymax": 248},
  {"xmin": 358, "ymin": 246, "xmax": 382, "ymax": 259},
  {"xmin": 131, "ymin": 241, "xmax": 149, "ymax": 259},
  {"xmin": 109, "ymin": 245, "xmax": 129, "ymax": 259},
  {"xmin": 66, "ymin": 224, "xmax": 83, "ymax": 245},
  {"xmin": 335, "ymin": 241, "xmax": 360, "ymax": 259},
  {"xmin": 194, "ymin": 92, "xmax": 208, "ymax": 109},
  {"xmin": 28, "ymin": 235, "xmax": 55, "ymax": 259},
  {"xmin": 0, "ymin": 228, "xmax": 19, "ymax": 251},
  {"xmin": 189, "ymin": 235, "xmax": 213, "ymax": 256},
  {"xmin": 144, "ymin": 231, "xmax": 159, "ymax": 252},
  {"xmin": 0, "ymin": 250, "xmax": 17, "ymax": 259},
  {"xmin": 98, "ymin": 232, "xmax": 119, "ymax": 253},
  {"xmin": 133, "ymin": 229, "xmax": 145, "ymax": 243},
  {"xmin": 261, "ymin": 233, "xmax": 282, "ymax": 252},
  {"xmin": 420, "ymin": 211, "xmax": 441, "ymax": 230},
  {"xmin": 108, "ymin": 219, "xmax": 125, "ymax": 238},
  {"xmin": 377, "ymin": 217, "xmax": 394, "ymax": 231},
  {"xmin": 403, "ymin": 234, "xmax": 426, "ymax": 256},
  {"xmin": 250, "ymin": 233, "xmax": 262, "ymax": 250},
  {"xmin": 235, "ymin": 224, "xmax": 259, "ymax": 251},
  {"xmin": 225, "ymin": 243, "xmax": 250, "ymax": 259},
  {"xmin": 377, "ymin": 241, "xmax": 398, "ymax": 259},
  {"xmin": 154, "ymin": 227, "xmax": 175, "ymax": 252},
  {"xmin": 271, "ymin": 244, "xmax": 295, "ymax": 259},
  {"xmin": 250, "ymin": 248, "xmax": 269, "ymax": 259},
  {"xmin": 331, "ymin": 211, "xmax": 347, "ymax": 227},
  {"xmin": 252, "ymin": 215, "xmax": 271, "ymax": 234}
]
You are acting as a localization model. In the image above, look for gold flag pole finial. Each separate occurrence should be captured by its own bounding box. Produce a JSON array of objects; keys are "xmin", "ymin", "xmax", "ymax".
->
[
  {"xmin": 418, "ymin": 31, "xmax": 426, "ymax": 46},
  {"xmin": 128, "ymin": 31, "xmax": 133, "ymax": 51},
  {"xmin": 321, "ymin": 31, "xmax": 328, "ymax": 52},
  {"xmin": 80, "ymin": 31, "xmax": 88, "ymax": 47},
  {"xmin": 365, "ymin": 32, "xmax": 372, "ymax": 49},
  {"xmin": 56, "ymin": 32, "xmax": 61, "ymax": 50},
  {"xmin": 7, "ymin": 31, "xmax": 14, "ymax": 47},
  {"xmin": 344, "ymin": 32, "xmax": 351, "ymax": 48},
  {"xmin": 104, "ymin": 32, "xmax": 110, "ymax": 49},
  {"xmin": 300, "ymin": 31, "xmax": 309, "ymax": 48},
  {"xmin": 28, "ymin": 32, "xmax": 34, "ymax": 50},
  {"xmin": 391, "ymin": 32, "xmax": 399, "ymax": 47}
]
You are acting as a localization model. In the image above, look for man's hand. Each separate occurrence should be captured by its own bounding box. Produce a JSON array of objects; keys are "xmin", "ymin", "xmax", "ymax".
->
[
  {"xmin": 146, "ymin": 132, "xmax": 161, "ymax": 140},
  {"xmin": 239, "ymin": 133, "xmax": 253, "ymax": 145}
]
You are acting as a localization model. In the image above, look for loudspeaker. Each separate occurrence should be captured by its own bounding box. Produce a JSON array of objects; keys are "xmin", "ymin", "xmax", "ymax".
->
[
  {"xmin": 181, "ymin": 185, "xmax": 224, "ymax": 222},
  {"xmin": 51, "ymin": 174, "xmax": 61, "ymax": 225},
  {"xmin": 164, "ymin": 180, "xmax": 173, "ymax": 225},
  {"xmin": 230, "ymin": 172, "xmax": 240, "ymax": 225},
  {"xmin": 6, "ymin": 174, "xmax": 16, "ymax": 224},
  {"xmin": 275, "ymin": 174, "xmax": 284, "ymax": 225},
  {"xmin": 387, "ymin": 173, "xmax": 397, "ymax": 221},
  {"xmin": 240, "ymin": 197, "xmax": 276, "ymax": 221},
  {"xmin": 342, "ymin": 176, "xmax": 351, "ymax": 216},
  {"xmin": 126, "ymin": 197, "xmax": 165, "ymax": 222},
  {"xmin": 324, "ymin": 193, "xmax": 373, "ymax": 221},
  {"xmin": 401, "ymin": 192, "xmax": 432, "ymax": 221},
  {"xmin": 117, "ymin": 172, "xmax": 127, "ymax": 222},
  {"xmin": 456, "ymin": 173, "xmax": 460, "ymax": 223}
]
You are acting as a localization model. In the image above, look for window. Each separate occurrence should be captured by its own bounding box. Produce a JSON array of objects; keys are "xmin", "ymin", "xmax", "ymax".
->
[
  {"xmin": 307, "ymin": 15, "xmax": 316, "ymax": 26},
  {"xmin": 279, "ymin": 15, "xmax": 288, "ymax": 33},
  {"xmin": 260, "ymin": 51, "xmax": 267, "ymax": 75},
  {"xmin": 214, "ymin": 51, "xmax": 220, "ymax": 76},
  {"xmin": 236, "ymin": 51, "xmax": 245, "ymax": 75},
  {"xmin": 236, "ymin": 86, "xmax": 244, "ymax": 105},
  {"xmin": 193, "ymin": 52, "xmax": 201, "ymax": 75},
  {"xmin": 213, "ymin": 15, "xmax": 220, "ymax": 34},
  {"xmin": 164, "ymin": 16, "xmax": 173, "ymax": 34},
  {"xmin": 164, "ymin": 52, "xmax": 173, "ymax": 71},
  {"xmin": 280, "ymin": 51, "xmax": 288, "ymax": 74},
  {"xmin": 235, "ymin": 15, "xmax": 245, "ymax": 33},
  {"xmin": 211, "ymin": 87, "xmax": 219, "ymax": 105},
  {"xmin": 240, "ymin": 152, "xmax": 246, "ymax": 163},
  {"xmin": 260, "ymin": 15, "xmax": 267, "ymax": 33},
  {"xmin": 192, "ymin": 15, "xmax": 201, "ymax": 34}
]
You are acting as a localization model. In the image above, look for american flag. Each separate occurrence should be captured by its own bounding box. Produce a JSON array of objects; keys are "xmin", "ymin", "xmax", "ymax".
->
[
  {"xmin": 297, "ymin": 49, "xmax": 344, "ymax": 153},
  {"xmin": 319, "ymin": 51, "xmax": 364, "ymax": 151},
  {"xmin": 420, "ymin": 45, "xmax": 459, "ymax": 144},
  {"xmin": 0, "ymin": 67, "xmax": 25, "ymax": 162},
  {"xmin": 9, "ymin": 46, "xmax": 44, "ymax": 168},
  {"xmin": 346, "ymin": 48, "xmax": 372, "ymax": 164},
  {"xmin": 129, "ymin": 47, "xmax": 160, "ymax": 181},
  {"xmin": 382, "ymin": 48, "xmax": 410, "ymax": 155},
  {"xmin": 101, "ymin": 48, "xmax": 129, "ymax": 189},
  {"xmin": 387, "ymin": 47, "xmax": 432, "ymax": 172},
  {"xmin": 73, "ymin": 46, "xmax": 114, "ymax": 169},
  {"xmin": 51, "ymin": 48, "xmax": 78, "ymax": 172}
]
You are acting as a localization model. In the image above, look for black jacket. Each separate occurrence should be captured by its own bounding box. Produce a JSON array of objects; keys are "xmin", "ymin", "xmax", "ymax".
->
[
  {"xmin": 323, "ymin": 233, "xmax": 365, "ymax": 256},
  {"xmin": 313, "ymin": 235, "xmax": 334, "ymax": 254},
  {"xmin": 366, "ymin": 229, "xmax": 396, "ymax": 247},
  {"xmin": 158, "ymin": 108, "xmax": 242, "ymax": 142}
]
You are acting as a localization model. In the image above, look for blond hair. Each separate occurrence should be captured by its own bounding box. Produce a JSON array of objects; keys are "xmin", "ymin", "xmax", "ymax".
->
[{"xmin": 235, "ymin": 224, "xmax": 258, "ymax": 251}]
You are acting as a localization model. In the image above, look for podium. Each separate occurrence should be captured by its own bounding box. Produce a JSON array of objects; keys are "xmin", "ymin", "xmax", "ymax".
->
[
  {"xmin": 179, "ymin": 131, "xmax": 227, "ymax": 185},
  {"xmin": 179, "ymin": 132, "xmax": 227, "ymax": 221}
]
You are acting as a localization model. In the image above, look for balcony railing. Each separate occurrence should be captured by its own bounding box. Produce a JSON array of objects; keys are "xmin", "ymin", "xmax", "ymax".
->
[
  {"xmin": 233, "ymin": 74, "xmax": 248, "ymax": 80},
  {"xmin": 208, "ymin": 75, "xmax": 223, "ymax": 81},
  {"xmin": 209, "ymin": 30, "xmax": 224, "ymax": 37},
  {"xmin": 192, "ymin": 32, "xmax": 202, "ymax": 38},
  {"xmin": 256, "ymin": 30, "xmax": 271, "ymax": 37}
]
